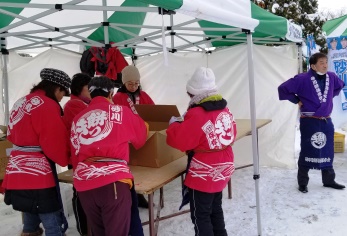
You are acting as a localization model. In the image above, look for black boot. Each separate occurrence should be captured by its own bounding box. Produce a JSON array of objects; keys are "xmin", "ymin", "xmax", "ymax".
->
[
  {"xmin": 323, "ymin": 182, "xmax": 345, "ymax": 189},
  {"xmin": 298, "ymin": 185, "xmax": 308, "ymax": 193},
  {"xmin": 137, "ymin": 194, "xmax": 149, "ymax": 208}
]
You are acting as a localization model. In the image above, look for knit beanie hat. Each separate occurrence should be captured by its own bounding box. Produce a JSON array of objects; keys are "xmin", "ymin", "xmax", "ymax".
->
[
  {"xmin": 122, "ymin": 65, "xmax": 140, "ymax": 84},
  {"xmin": 40, "ymin": 68, "xmax": 71, "ymax": 95},
  {"xmin": 186, "ymin": 67, "xmax": 217, "ymax": 96}
]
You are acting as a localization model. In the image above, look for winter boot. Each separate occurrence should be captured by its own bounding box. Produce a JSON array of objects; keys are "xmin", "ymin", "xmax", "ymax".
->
[
  {"xmin": 298, "ymin": 185, "xmax": 308, "ymax": 193},
  {"xmin": 323, "ymin": 182, "xmax": 345, "ymax": 189}
]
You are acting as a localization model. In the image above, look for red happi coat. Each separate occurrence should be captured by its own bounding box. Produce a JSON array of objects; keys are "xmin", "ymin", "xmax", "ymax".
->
[
  {"xmin": 166, "ymin": 106, "xmax": 237, "ymax": 193},
  {"xmin": 70, "ymin": 96, "xmax": 147, "ymax": 192},
  {"xmin": 112, "ymin": 90, "xmax": 154, "ymax": 113},
  {"xmin": 2, "ymin": 90, "xmax": 70, "ymax": 190},
  {"xmin": 63, "ymin": 95, "xmax": 89, "ymax": 132}
]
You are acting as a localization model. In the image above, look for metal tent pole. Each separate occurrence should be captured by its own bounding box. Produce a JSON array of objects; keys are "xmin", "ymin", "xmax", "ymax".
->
[
  {"xmin": 170, "ymin": 15, "xmax": 175, "ymax": 50},
  {"xmin": 298, "ymin": 43, "xmax": 303, "ymax": 73},
  {"xmin": 0, "ymin": 0, "xmax": 86, "ymax": 33},
  {"xmin": 245, "ymin": 30, "xmax": 262, "ymax": 236},
  {"xmin": 102, "ymin": 0, "xmax": 109, "ymax": 46},
  {"xmin": 0, "ymin": 2, "xmax": 158, "ymax": 12},
  {"xmin": 0, "ymin": 43, "xmax": 9, "ymax": 125}
]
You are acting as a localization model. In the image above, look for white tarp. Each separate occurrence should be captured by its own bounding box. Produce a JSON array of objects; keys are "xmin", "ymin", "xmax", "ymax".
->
[
  {"xmin": 1, "ymin": 0, "xmax": 258, "ymax": 56},
  {"xmin": 178, "ymin": 0, "xmax": 258, "ymax": 31},
  {"xmin": 0, "ymin": 44, "xmax": 298, "ymax": 168}
]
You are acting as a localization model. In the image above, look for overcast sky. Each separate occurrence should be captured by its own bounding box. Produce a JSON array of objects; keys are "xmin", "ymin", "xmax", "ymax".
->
[{"xmin": 318, "ymin": 0, "xmax": 347, "ymax": 12}]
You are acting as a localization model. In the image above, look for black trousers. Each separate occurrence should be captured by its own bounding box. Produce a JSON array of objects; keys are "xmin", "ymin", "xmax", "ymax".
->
[
  {"xmin": 68, "ymin": 165, "xmax": 88, "ymax": 236},
  {"xmin": 188, "ymin": 188, "xmax": 227, "ymax": 236},
  {"xmin": 72, "ymin": 187, "xmax": 88, "ymax": 236},
  {"xmin": 297, "ymin": 165, "xmax": 336, "ymax": 186}
]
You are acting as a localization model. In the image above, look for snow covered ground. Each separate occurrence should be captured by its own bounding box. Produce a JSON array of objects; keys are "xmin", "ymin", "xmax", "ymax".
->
[{"xmin": 1, "ymin": 129, "xmax": 347, "ymax": 236}]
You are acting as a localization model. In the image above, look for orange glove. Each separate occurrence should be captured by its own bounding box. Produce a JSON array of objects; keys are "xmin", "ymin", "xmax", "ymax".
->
[{"xmin": 144, "ymin": 121, "xmax": 149, "ymax": 136}]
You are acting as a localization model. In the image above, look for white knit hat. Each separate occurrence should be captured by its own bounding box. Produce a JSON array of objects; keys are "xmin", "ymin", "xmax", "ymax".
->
[
  {"xmin": 186, "ymin": 67, "xmax": 217, "ymax": 95},
  {"xmin": 122, "ymin": 65, "xmax": 140, "ymax": 84}
]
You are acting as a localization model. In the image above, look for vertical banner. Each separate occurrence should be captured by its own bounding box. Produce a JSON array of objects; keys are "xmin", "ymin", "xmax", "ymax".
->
[
  {"xmin": 327, "ymin": 36, "xmax": 347, "ymax": 110},
  {"xmin": 306, "ymin": 34, "xmax": 318, "ymax": 70}
]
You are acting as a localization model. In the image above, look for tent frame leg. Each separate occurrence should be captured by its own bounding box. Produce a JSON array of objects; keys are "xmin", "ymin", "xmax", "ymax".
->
[
  {"xmin": 245, "ymin": 31, "xmax": 263, "ymax": 236},
  {"xmin": 1, "ymin": 45, "xmax": 10, "ymax": 125}
]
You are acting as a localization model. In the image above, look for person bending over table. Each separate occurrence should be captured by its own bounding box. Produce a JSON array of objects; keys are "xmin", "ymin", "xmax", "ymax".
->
[
  {"xmin": 112, "ymin": 65, "xmax": 154, "ymax": 208},
  {"xmin": 70, "ymin": 76, "xmax": 148, "ymax": 236},
  {"xmin": 3, "ymin": 68, "xmax": 71, "ymax": 236},
  {"xmin": 167, "ymin": 67, "xmax": 237, "ymax": 236},
  {"xmin": 63, "ymin": 73, "xmax": 91, "ymax": 236}
]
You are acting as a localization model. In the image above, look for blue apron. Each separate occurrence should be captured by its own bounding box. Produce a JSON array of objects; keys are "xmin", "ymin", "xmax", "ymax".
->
[{"xmin": 298, "ymin": 117, "xmax": 334, "ymax": 170}]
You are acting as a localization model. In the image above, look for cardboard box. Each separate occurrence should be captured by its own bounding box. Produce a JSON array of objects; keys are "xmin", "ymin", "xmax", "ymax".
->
[
  {"xmin": 0, "ymin": 139, "xmax": 13, "ymax": 180},
  {"xmin": 129, "ymin": 105, "xmax": 185, "ymax": 168},
  {"xmin": 334, "ymin": 132, "xmax": 345, "ymax": 153}
]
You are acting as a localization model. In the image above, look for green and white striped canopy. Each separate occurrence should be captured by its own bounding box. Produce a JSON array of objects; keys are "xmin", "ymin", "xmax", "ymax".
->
[
  {"xmin": 0, "ymin": 0, "xmax": 302, "ymax": 57},
  {"xmin": 322, "ymin": 14, "xmax": 347, "ymax": 38}
]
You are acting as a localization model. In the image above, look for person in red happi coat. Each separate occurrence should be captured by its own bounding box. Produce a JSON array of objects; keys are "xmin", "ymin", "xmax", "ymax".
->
[
  {"xmin": 71, "ymin": 76, "xmax": 148, "ymax": 236},
  {"xmin": 167, "ymin": 67, "xmax": 237, "ymax": 236},
  {"xmin": 63, "ymin": 73, "xmax": 91, "ymax": 236},
  {"xmin": 3, "ymin": 68, "xmax": 71, "ymax": 236},
  {"xmin": 112, "ymin": 65, "xmax": 154, "ymax": 208}
]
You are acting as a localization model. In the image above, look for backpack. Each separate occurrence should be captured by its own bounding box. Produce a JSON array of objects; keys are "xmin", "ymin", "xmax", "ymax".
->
[
  {"xmin": 79, "ymin": 49, "xmax": 95, "ymax": 77},
  {"xmin": 80, "ymin": 46, "xmax": 128, "ymax": 88}
]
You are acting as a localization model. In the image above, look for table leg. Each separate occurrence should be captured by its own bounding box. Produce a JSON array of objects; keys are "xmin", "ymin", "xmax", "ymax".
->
[
  {"xmin": 154, "ymin": 189, "xmax": 163, "ymax": 234},
  {"xmin": 228, "ymin": 179, "xmax": 232, "ymax": 199},
  {"xmin": 148, "ymin": 193, "xmax": 155, "ymax": 236},
  {"xmin": 160, "ymin": 187, "xmax": 164, "ymax": 208}
]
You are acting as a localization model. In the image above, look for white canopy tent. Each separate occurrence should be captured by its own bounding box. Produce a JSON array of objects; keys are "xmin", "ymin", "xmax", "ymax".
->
[
  {"xmin": 1, "ymin": 46, "xmax": 298, "ymax": 168},
  {"xmin": 0, "ymin": 44, "xmax": 299, "ymax": 235},
  {"xmin": 0, "ymin": 1, "xmax": 303, "ymax": 235}
]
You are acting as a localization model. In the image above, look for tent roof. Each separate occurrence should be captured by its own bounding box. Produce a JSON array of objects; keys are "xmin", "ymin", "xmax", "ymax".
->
[
  {"xmin": 322, "ymin": 15, "xmax": 347, "ymax": 38},
  {"xmin": 0, "ymin": 0, "xmax": 301, "ymax": 57}
]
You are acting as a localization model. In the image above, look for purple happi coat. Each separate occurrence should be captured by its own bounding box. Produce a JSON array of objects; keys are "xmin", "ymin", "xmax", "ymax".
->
[{"xmin": 278, "ymin": 69, "xmax": 344, "ymax": 117}]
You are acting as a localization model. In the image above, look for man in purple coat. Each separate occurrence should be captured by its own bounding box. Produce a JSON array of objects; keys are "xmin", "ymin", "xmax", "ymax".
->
[{"xmin": 278, "ymin": 52, "xmax": 345, "ymax": 193}]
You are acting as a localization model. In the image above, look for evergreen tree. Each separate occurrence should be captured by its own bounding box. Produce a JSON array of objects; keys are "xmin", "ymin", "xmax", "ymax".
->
[{"xmin": 253, "ymin": 0, "xmax": 327, "ymax": 53}]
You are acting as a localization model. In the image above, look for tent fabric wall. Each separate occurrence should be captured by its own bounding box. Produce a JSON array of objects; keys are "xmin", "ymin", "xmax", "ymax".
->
[
  {"xmin": 1, "ymin": 44, "xmax": 298, "ymax": 168},
  {"xmin": 0, "ymin": 49, "xmax": 81, "ymax": 125},
  {"xmin": 0, "ymin": 51, "xmax": 33, "ymax": 124}
]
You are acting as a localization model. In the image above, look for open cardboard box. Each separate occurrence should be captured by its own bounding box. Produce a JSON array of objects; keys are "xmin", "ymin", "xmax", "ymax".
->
[
  {"xmin": 129, "ymin": 104, "xmax": 185, "ymax": 168},
  {"xmin": 0, "ymin": 139, "xmax": 13, "ymax": 180}
]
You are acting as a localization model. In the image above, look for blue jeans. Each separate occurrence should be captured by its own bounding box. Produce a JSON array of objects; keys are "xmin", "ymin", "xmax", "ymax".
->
[{"xmin": 23, "ymin": 211, "xmax": 64, "ymax": 236}]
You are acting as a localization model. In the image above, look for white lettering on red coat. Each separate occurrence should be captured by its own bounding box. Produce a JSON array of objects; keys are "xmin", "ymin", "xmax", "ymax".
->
[
  {"xmin": 8, "ymin": 96, "xmax": 44, "ymax": 134},
  {"xmin": 202, "ymin": 112, "xmax": 235, "ymax": 149},
  {"xmin": 71, "ymin": 105, "xmax": 123, "ymax": 155}
]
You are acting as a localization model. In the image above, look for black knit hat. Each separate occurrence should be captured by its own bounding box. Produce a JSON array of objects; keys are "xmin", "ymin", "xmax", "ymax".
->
[{"xmin": 40, "ymin": 68, "xmax": 71, "ymax": 95}]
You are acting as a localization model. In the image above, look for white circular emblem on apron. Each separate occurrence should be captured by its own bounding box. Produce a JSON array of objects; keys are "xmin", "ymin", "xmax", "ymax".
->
[{"xmin": 311, "ymin": 132, "xmax": 327, "ymax": 149}]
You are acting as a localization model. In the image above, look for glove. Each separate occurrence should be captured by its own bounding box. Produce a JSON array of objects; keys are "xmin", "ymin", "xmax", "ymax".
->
[
  {"xmin": 169, "ymin": 116, "xmax": 182, "ymax": 125},
  {"xmin": 144, "ymin": 122, "xmax": 149, "ymax": 135}
]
